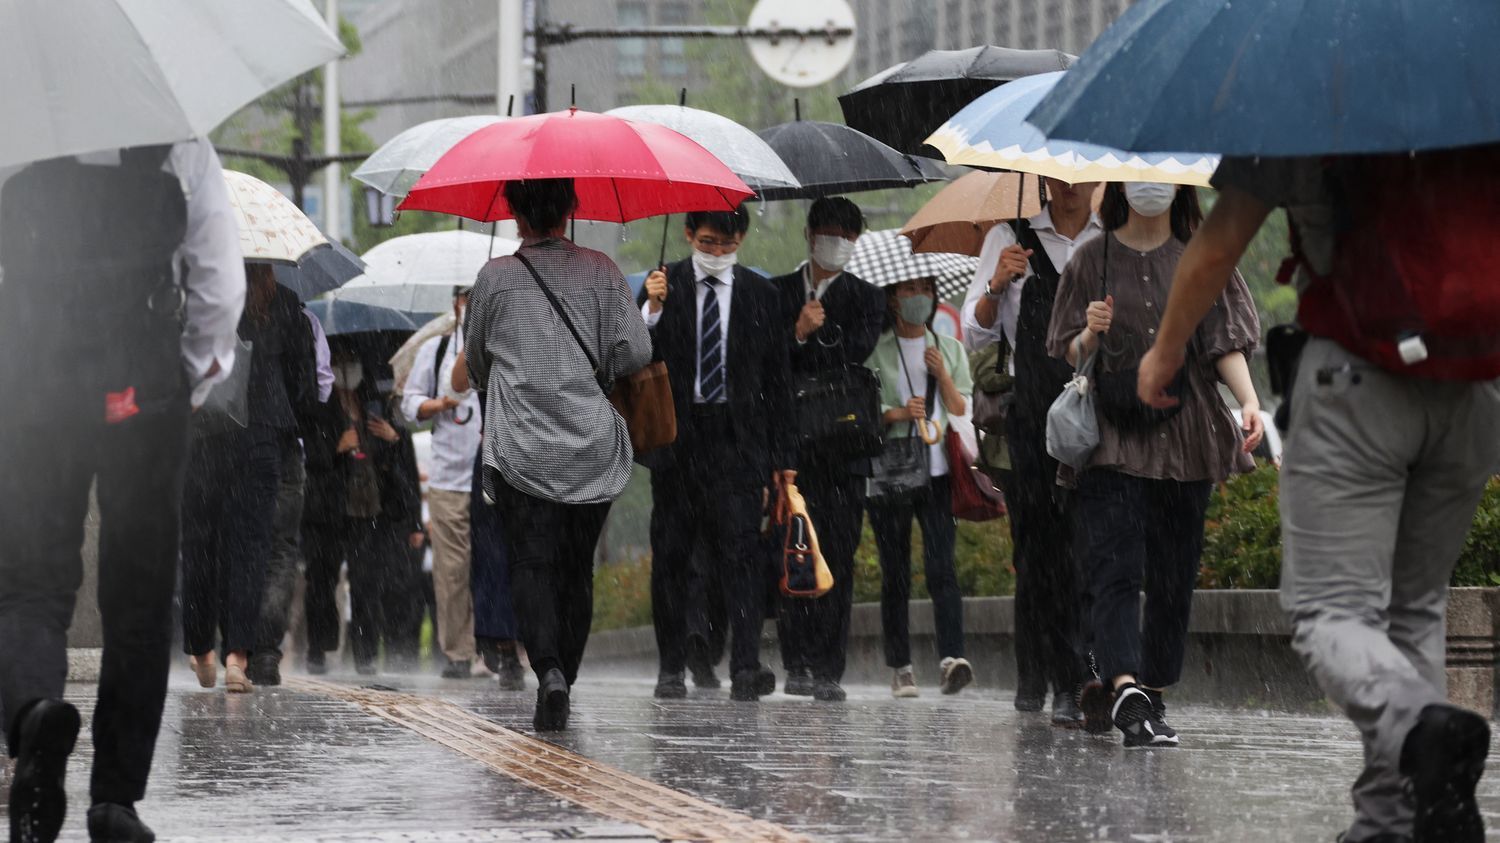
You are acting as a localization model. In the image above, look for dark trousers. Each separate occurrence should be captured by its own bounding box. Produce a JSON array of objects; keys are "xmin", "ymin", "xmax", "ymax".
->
[
  {"xmin": 0, "ymin": 404, "xmax": 188, "ymax": 806},
  {"xmin": 470, "ymin": 451, "xmax": 518, "ymax": 642},
  {"xmin": 181, "ymin": 423, "xmax": 280, "ymax": 656},
  {"xmin": 254, "ymin": 433, "xmax": 306, "ymax": 658},
  {"xmin": 650, "ymin": 411, "xmax": 769, "ymax": 678},
  {"xmin": 776, "ymin": 466, "xmax": 864, "ymax": 682},
  {"xmin": 304, "ymin": 517, "xmax": 416, "ymax": 667},
  {"xmin": 1074, "ymin": 470, "xmax": 1212, "ymax": 687},
  {"xmin": 1004, "ymin": 419, "xmax": 1087, "ymax": 695},
  {"xmin": 870, "ymin": 475, "xmax": 963, "ymax": 668},
  {"xmin": 491, "ymin": 477, "xmax": 610, "ymax": 685}
]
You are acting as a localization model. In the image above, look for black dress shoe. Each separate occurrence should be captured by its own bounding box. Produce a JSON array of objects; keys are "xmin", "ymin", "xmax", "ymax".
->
[
  {"xmin": 87, "ymin": 803, "xmax": 155, "ymax": 843},
  {"xmin": 441, "ymin": 659, "xmax": 473, "ymax": 679},
  {"xmin": 1400, "ymin": 704, "xmax": 1489, "ymax": 843},
  {"xmin": 754, "ymin": 667, "xmax": 776, "ymax": 696},
  {"xmin": 812, "ymin": 678, "xmax": 847, "ymax": 702},
  {"xmin": 730, "ymin": 670, "xmax": 764, "ymax": 702},
  {"xmin": 783, "ymin": 667, "xmax": 815, "ymax": 697},
  {"xmin": 1051, "ymin": 692, "xmax": 1085, "ymax": 729},
  {"xmin": 533, "ymin": 668, "xmax": 570, "ymax": 732},
  {"xmin": 654, "ymin": 670, "xmax": 687, "ymax": 699},
  {"xmin": 497, "ymin": 648, "xmax": 527, "ymax": 692},
  {"xmin": 1014, "ymin": 676, "xmax": 1046, "ymax": 712},
  {"xmin": 689, "ymin": 662, "xmax": 721, "ymax": 689},
  {"xmin": 305, "ymin": 651, "xmax": 327, "ymax": 675},
  {"xmin": 246, "ymin": 654, "xmax": 281, "ymax": 687},
  {"xmin": 8, "ymin": 698, "xmax": 81, "ymax": 843}
]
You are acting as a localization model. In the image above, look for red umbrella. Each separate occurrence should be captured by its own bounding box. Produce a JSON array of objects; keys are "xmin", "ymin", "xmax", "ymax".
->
[{"xmin": 398, "ymin": 108, "xmax": 755, "ymax": 223}]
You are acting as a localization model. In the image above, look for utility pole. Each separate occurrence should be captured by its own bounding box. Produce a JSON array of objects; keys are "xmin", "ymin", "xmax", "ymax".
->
[
  {"xmin": 496, "ymin": 0, "xmax": 526, "ymax": 241},
  {"xmin": 322, "ymin": 0, "xmax": 342, "ymax": 238}
]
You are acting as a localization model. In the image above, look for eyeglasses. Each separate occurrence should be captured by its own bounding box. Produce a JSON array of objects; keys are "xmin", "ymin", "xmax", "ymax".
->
[{"xmin": 693, "ymin": 236, "xmax": 741, "ymax": 253}]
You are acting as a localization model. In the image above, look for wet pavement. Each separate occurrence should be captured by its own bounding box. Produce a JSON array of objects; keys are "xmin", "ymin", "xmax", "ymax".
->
[{"xmin": 6, "ymin": 668, "xmax": 1500, "ymax": 841}]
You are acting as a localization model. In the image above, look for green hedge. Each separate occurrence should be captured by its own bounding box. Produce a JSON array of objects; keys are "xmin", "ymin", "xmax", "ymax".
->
[{"xmin": 592, "ymin": 468, "xmax": 1500, "ymax": 631}]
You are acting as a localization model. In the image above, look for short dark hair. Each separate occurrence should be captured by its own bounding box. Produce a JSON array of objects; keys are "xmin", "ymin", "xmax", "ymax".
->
[
  {"xmin": 684, "ymin": 204, "xmax": 750, "ymax": 239},
  {"xmin": 806, "ymin": 196, "xmax": 865, "ymax": 237},
  {"xmin": 1098, "ymin": 182, "xmax": 1202, "ymax": 243},
  {"xmin": 503, "ymin": 178, "xmax": 577, "ymax": 232}
]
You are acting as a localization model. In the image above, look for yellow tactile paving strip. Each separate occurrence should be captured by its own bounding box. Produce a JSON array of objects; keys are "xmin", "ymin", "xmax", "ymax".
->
[{"xmin": 286, "ymin": 677, "xmax": 811, "ymax": 843}]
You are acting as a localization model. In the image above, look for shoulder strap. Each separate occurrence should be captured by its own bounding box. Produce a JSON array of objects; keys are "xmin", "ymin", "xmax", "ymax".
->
[
  {"xmin": 1010, "ymin": 218, "xmax": 1061, "ymax": 283},
  {"xmin": 430, "ymin": 334, "xmax": 451, "ymax": 399},
  {"xmin": 514, "ymin": 252, "xmax": 606, "ymax": 391}
]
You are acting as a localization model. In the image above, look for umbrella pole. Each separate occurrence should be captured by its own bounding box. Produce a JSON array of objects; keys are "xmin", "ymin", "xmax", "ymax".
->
[
  {"xmin": 1016, "ymin": 172, "xmax": 1025, "ymax": 221},
  {"xmin": 658, "ymin": 214, "xmax": 670, "ymax": 269},
  {"xmin": 490, "ymin": 222, "xmax": 497, "ymax": 259}
]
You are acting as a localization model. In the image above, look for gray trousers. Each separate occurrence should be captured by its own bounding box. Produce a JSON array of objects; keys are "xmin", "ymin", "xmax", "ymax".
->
[
  {"xmin": 1280, "ymin": 338, "xmax": 1500, "ymax": 840},
  {"xmin": 254, "ymin": 434, "xmax": 307, "ymax": 659}
]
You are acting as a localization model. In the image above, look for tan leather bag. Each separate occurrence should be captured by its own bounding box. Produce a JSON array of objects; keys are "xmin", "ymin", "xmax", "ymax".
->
[
  {"xmin": 609, "ymin": 361, "xmax": 676, "ymax": 454},
  {"xmin": 772, "ymin": 477, "xmax": 834, "ymax": 599}
]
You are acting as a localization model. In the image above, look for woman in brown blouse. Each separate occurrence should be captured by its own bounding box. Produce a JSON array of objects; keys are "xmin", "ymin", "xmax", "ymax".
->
[{"xmin": 1046, "ymin": 181, "xmax": 1263, "ymax": 748}]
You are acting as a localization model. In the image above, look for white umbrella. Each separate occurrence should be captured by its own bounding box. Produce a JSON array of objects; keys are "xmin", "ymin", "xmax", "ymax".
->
[
  {"xmin": 335, "ymin": 229, "xmax": 520, "ymax": 314},
  {"xmin": 351, "ymin": 115, "xmax": 504, "ymax": 197},
  {"xmin": 0, "ymin": 0, "xmax": 343, "ymax": 169},
  {"xmin": 223, "ymin": 170, "xmax": 328, "ymax": 263},
  {"xmin": 605, "ymin": 104, "xmax": 800, "ymax": 194}
]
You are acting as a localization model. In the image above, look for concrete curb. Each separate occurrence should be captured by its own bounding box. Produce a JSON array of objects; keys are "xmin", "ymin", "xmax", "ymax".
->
[{"xmin": 586, "ymin": 588, "xmax": 1500, "ymax": 716}]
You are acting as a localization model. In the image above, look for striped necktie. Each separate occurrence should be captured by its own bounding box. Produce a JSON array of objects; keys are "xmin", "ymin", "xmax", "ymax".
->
[{"xmin": 698, "ymin": 277, "xmax": 725, "ymax": 403}]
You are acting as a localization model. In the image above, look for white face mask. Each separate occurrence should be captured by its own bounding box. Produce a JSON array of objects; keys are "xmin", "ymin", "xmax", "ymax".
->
[
  {"xmin": 810, "ymin": 234, "xmax": 856, "ymax": 273},
  {"xmin": 332, "ymin": 362, "xmax": 364, "ymax": 391},
  {"xmin": 1123, "ymin": 181, "xmax": 1178, "ymax": 218},
  {"xmin": 691, "ymin": 247, "xmax": 738, "ymax": 278}
]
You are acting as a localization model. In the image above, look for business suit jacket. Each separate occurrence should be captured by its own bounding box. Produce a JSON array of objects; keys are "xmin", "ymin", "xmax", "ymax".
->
[
  {"xmin": 645, "ymin": 258, "xmax": 795, "ymax": 480},
  {"xmin": 771, "ymin": 266, "xmax": 887, "ymax": 473}
]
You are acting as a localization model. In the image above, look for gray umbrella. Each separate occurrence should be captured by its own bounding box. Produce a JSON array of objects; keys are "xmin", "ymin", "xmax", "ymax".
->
[{"xmin": 757, "ymin": 106, "xmax": 948, "ymax": 201}]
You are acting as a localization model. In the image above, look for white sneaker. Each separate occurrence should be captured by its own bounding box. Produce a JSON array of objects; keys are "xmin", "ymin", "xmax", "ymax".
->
[
  {"xmin": 891, "ymin": 666, "xmax": 919, "ymax": 698},
  {"xmin": 939, "ymin": 657, "xmax": 973, "ymax": 695}
]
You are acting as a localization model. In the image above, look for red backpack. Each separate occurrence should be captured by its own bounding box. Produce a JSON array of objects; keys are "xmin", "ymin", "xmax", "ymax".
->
[{"xmin": 1283, "ymin": 144, "xmax": 1500, "ymax": 381}]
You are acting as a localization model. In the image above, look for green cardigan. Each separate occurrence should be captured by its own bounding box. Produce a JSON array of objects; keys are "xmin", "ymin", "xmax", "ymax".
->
[{"xmin": 864, "ymin": 329, "xmax": 974, "ymax": 439}]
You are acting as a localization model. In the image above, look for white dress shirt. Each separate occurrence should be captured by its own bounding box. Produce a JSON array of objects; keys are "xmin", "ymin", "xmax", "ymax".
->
[
  {"xmin": 401, "ymin": 331, "xmax": 483, "ymax": 493},
  {"xmin": 960, "ymin": 206, "xmax": 1103, "ymax": 366},
  {"xmin": 161, "ymin": 139, "xmax": 247, "ymax": 406},
  {"xmin": 642, "ymin": 261, "xmax": 734, "ymax": 403},
  {"xmin": 802, "ymin": 261, "xmax": 841, "ymax": 300},
  {"xmin": 304, "ymin": 308, "xmax": 334, "ymax": 403}
]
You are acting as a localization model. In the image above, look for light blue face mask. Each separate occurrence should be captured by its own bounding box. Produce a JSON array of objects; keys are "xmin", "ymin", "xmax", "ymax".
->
[{"xmin": 898, "ymin": 294, "xmax": 934, "ymax": 326}]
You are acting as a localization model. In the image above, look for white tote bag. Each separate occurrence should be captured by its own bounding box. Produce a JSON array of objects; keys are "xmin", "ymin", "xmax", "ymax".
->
[{"xmin": 1045, "ymin": 337, "xmax": 1100, "ymax": 470}]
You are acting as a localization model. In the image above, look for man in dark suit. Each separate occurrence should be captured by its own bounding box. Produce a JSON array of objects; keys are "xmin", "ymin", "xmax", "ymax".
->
[
  {"xmin": 770, "ymin": 197, "xmax": 886, "ymax": 702},
  {"xmin": 642, "ymin": 205, "xmax": 796, "ymax": 702}
]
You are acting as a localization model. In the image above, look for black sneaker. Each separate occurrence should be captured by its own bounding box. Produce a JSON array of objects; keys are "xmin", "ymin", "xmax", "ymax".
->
[
  {"xmin": 811, "ymin": 678, "xmax": 847, "ymax": 702},
  {"xmin": 654, "ymin": 670, "xmax": 687, "ymax": 699},
  {"xmin": 1112, "ymin": 684, "xmax": 1178, "ymax": 748},
  {"xmin": 1014, "ymin": 676, "xmax": 1046, "ymax": 712},
  {"xmin": 1400, "ymin": 704, "xmax": 1489, "ymax": 843},
  {"xmin": 783, "ymin": 667, "xmax": 815, "ymax": 697},
  {"xmin": 754, "ymin": 667, "xmax": 776, "ymax": 697},
  {"xmin": 87, "ymin": 802, "xmax": 156, "ymax": 842},
  {"xmin": 8, "ymin": 698, "xmax": 80, "ymax": 843},
  {"xmin": 532, "ymin": 668, "xmax": 570, "ymax": 732},
  {"xmin": 305, "ymin": 651, "xmax": 327, "ymax": 676},
  {"xmin": 246, "ymin": 654, "xmax": 281, "ymax": 687},
  {"xmin": 689, "ymin": 661, "xmax": 722, "ymax": 690},
  {"xmin": 477, "ymin": 638, "xmax": 502, "ymax": 675},
  {"xmin": 1051, "ymin": 693, "xmax": 1085, "ymax": 729}
]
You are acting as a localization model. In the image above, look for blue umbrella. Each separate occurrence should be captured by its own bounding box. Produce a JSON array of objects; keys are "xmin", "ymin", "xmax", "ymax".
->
[
  {"xmin": 304, "ymin": 299, "xmax": 418, "ymax": 335},
  {"xmin": 268, "ymin": 241, "xmax": 365, "ymax": 300},
  {"xmin": 1026, "ymin": 0, "xmax": 1500, "ymax": 156},
  {"xmin": 927, "ymin": 71, "xmax": 1218, "ymax": 186}
]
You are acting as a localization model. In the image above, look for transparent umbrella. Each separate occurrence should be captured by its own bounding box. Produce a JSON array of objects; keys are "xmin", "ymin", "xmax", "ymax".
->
[
  {"xmin": 335, "ymin": 230, "xmax": 520, "ymax": 315},
  {"xmin": 351, "ymin": 115, "xmax": 504, "ymax": 198},
  {"xmin": 0, "ymin": 0, "xmax": 342, "ymax": 169}
]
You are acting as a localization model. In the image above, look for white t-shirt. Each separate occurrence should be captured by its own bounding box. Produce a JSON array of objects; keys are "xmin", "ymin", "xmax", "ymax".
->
[{"xmin": 895, "ymin": 336, "xmax": 948, "ymax": 477}]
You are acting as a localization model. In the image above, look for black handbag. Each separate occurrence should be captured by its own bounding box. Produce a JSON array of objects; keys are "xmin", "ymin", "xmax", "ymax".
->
[
  {"xmin": 793, "ymin": 363, "xmax": 884, "ymax": 461},
  {"xmin": 1091, "ymin": 234, "xmax": 1190, "ymax": 431},
  {"xmin": 867, "ymin": 342, "xmax": 938, "ymax": 505}
]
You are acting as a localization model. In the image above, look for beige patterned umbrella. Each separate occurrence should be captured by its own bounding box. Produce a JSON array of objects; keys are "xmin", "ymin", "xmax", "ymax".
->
[{"xmin": 223, "ymin": 169, "xmax": 328, "ymax": 263}]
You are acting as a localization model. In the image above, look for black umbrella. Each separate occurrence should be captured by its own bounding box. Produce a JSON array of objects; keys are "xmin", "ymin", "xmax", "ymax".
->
[
  {"xmin": 305, "ymin": 298, "xmax": 418, "ymax": 336},
  {"xmin": 756, "ymin": 103, "xmax": 947, "ymax": 201},
  {"xmin": 268, "ymin": 241, "xmax": 365, "ymax": 301},
  {"xmin": 839, "ymin": 46, "xmax": 1074, "ymax": 155}
]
